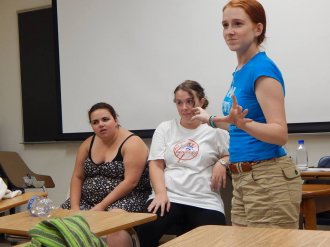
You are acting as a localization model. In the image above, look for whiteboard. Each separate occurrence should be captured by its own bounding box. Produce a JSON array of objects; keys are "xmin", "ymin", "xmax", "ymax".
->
[{"xmin": 55, "ymin": 0, "xmax": 330, "ymax": 135}]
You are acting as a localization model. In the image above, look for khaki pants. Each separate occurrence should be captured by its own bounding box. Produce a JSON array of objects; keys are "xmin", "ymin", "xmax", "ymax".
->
[{"xmin": 231, "ymin": 156, "xmax": 302, "ymax": 229}]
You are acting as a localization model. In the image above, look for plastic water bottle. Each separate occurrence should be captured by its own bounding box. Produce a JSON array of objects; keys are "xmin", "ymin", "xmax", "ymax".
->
[
  {"xmin": 295, "ymin": 139, "xmax": 308, "ymax": 170},
  {"xmin": 27, "ymin": 196, "xmax": 56, "ymax": 217}
]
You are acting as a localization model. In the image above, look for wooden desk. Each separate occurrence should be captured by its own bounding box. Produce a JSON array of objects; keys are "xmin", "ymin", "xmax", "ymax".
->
[
  {"xmin": 0, "ymin": 208, "xmax": 156, "ymax": 237},
  {"xmin": 301, "ymin": 168, "xmax": 330, "ymax": 180},
  {"xmin": 301, "ymin": 184, "xmax": 330, "ymax": 230},
  {"xmin": 0, "ymin": 191, "xmax": 47, "ymax": 212},
  {"xmin": 160, "ymin": 225, "xmax": 330, "ymax": 247}
]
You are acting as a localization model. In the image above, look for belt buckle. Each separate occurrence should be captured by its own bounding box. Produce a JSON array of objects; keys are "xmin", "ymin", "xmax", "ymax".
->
[
  {"xmin": 233, "ymin": 162, "xmax": 244, "ymax": 173},
  {"xmin": 234, "ymin": 162, "xmax": 244, "ymax": 173}
]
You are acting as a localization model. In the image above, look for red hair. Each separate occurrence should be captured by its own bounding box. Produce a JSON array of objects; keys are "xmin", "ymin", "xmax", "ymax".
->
[{"xmin": 223, "ymin": 0, "xmax": 266, "ymax": 45}]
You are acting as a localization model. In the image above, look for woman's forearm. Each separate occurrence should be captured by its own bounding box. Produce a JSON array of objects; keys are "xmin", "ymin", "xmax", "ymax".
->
[
  {"xmin": 70, "ymin": 177, "xmax": 83, "ymax": 209},
  {"xmin": 149, "ymin": 161, "xmax": 167, "ymax": 195},
  {"xmin": 98, "ymin": 179, "xmax": 139, "ymax": 209},
  {"xmin": 240, "ymin": 121, "xmax": 288, "ymax": 146}
]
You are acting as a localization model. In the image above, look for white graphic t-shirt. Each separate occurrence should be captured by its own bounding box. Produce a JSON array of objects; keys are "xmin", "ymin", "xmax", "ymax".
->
[{"xmin": 148, "ymin": 119, "xmax": 229, "ymax": 213}]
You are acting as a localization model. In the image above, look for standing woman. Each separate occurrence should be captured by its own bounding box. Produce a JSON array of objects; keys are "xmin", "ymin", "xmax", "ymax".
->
[
  {"xmin": 193, "ymin": 0, "xmax": 302, "ymax": 228},
  {"xmin": 61, "ymin": 102, "xmax": 151, "ymax": 247}
]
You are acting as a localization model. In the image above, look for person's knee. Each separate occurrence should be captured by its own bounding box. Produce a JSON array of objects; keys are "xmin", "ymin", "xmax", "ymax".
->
[
  {"xmin": 107, "ymin": 230, "xmax": 132, "ymax": 247},
  {"xmin": 136, "ymin": 223, "xmax": 162, "ymax": 247}
]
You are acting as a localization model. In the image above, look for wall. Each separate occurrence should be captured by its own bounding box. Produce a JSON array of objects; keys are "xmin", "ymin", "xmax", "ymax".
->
[
  {"xmin": 1, "ymin": 0, "xmax": 330, "ymax": 206},
  {"xmin": 0, "ymin": 0, "xmax": 77, "ymax": 205}
]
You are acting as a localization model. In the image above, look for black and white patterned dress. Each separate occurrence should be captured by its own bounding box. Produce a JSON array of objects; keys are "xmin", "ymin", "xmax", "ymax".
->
[{"xmin": 61, "ymin": 134, "xmax": 151, "ymax": 212}]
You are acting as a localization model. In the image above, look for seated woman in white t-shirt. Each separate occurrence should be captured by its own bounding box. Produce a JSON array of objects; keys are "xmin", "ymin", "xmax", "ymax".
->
[{"xmin": 136, "ymin": 80, "xmax": 229, "ymax": 247}]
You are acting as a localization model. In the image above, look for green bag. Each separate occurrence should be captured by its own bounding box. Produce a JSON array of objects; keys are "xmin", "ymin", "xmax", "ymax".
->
[{"xmin": 25, "ymin": 215, "xmax": 107, "ymax": 247}]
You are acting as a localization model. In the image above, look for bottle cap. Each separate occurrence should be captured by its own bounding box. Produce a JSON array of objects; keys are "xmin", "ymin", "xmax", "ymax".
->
[
  {"xmin": 298, "ymin": 140, "xmax": 304, "ymax": 144},
  {"xmin": 27, "ymin": 195, "xmax": 40, "ymax": 210}
]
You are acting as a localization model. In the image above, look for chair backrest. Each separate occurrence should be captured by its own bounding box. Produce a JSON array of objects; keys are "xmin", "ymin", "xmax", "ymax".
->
[
  {"xmin": 318, "ymin": 156, "xmax": 330, "ymax": 168},
  {"xmin": 0, "ymin": 151, "xmax": 55, "ymax": 191}
]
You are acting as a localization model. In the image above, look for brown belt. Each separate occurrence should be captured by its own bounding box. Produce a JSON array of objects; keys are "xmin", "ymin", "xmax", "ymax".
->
[{"xmin": 228, "ymin": 160, "xmax": 269, "ymax": 174}]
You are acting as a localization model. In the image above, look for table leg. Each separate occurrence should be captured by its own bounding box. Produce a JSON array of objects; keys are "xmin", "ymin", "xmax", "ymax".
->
[{"xmin": 302, "ymin": 198, "xmax": 317, "ymax": 230}]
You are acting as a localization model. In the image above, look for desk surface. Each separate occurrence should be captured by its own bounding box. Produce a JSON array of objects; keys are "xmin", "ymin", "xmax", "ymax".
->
[
  {"xmin": 0, "ymin": 191, "xmax": 47, "ymax": 212},
  {"xmin": 0, "ymin": 208, "xmax": 156, "ymax": 237},
  {"xmin": 302, "ymin": 184, "xmax": 330, "ymax": 198},
  {"xmin": 301, "ymin": 169, "xmax": 330, "ymax": 179},
  {"xmin": 160, "ymin": 225, "xmax": 330, "ymax": 247}
]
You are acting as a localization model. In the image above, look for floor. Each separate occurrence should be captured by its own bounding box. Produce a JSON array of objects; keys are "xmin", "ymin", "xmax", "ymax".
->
[
  {"xmin": 317, "ymin": 224, "xmax": 330, "ymax": 231},
  {"xmin": 0, "ymin": 235, "xmax": 29, "ymax": 247},
  {"xmin": 0, "ymin": 239, "xmax": 14, "ymax": 247}
]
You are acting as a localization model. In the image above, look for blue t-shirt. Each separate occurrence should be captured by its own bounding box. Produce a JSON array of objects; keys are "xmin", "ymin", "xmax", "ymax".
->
[{"xmin": 222, "ymin": 52, "xmax": 286, "ymax": 162}]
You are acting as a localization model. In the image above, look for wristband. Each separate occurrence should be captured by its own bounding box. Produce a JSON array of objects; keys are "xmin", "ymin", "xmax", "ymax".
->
[{"xmin": 208, "ymin": 115, "xmax": 217, "ymax": 128}]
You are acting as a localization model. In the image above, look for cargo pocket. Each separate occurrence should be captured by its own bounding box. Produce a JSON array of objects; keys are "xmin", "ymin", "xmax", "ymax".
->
[
  {"xmin": 281, "ymin": 166, "xmax": 302, "ymax": 203},
  {"xmin": 282, "ymin": 166, "xmax": 300, "ymax": 180}
]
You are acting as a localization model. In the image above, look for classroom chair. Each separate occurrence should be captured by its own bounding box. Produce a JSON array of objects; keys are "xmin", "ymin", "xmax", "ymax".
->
[
  {"xmin": 0, "ymin": 151, "xmax": 55, "ymax": 192},
  {"xmin": 0, "ymin": 151, "xmax": 55, "ymax": 245}
]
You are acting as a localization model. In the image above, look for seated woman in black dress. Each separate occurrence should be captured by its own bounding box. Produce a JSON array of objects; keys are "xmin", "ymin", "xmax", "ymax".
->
[{"xmin": 61, "ymin": 102, "xmax": 151, "ymax": 247}]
